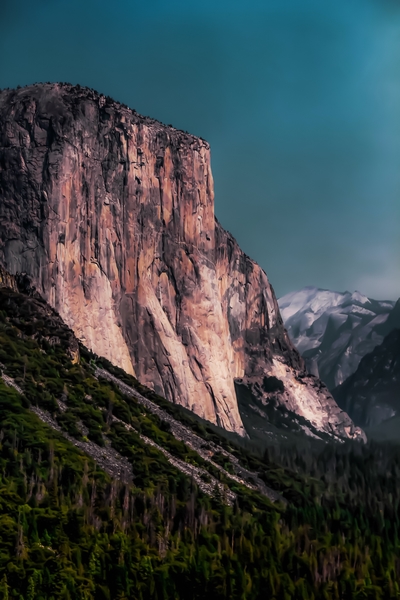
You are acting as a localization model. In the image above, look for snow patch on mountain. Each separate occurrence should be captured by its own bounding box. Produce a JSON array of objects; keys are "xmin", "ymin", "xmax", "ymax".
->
[
  {"xmin": 278, "ymin": 287, "xmax": 397, "ymax": 390},
  {"xmin": 351, "ymin": 291, "xmax": 370, "ymax": 305}
]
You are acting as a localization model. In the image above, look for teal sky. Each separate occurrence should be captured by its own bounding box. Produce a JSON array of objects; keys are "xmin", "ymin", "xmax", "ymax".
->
[{"xmin": 1, "ymin": 0, "xmax": 399, "ymax": 299}]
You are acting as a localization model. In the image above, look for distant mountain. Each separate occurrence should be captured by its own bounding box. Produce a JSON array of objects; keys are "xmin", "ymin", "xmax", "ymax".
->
[
  {"xmin": 333, "ymin": 328, "xmax": 400, "ymax": 437},
  {"xmin": 278, "ymin": 287, "xmax": 399, "ymax": 390}
]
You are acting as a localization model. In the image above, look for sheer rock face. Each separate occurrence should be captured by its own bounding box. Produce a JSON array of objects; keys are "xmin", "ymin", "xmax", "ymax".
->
[{"xmin": 0, "ymin": 84, "xmax": 364, "ymax": 440}]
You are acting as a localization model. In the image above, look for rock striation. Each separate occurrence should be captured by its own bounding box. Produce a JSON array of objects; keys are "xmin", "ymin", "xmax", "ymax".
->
[{"xmin": 0, "ymin": 83, "xmax": 364, "ymax": 440}]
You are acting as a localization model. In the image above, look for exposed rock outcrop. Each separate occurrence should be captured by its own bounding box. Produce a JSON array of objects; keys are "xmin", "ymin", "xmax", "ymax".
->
[{"xmin": 0, "ymin": 83, "xmax": 364, "ymax": 440}]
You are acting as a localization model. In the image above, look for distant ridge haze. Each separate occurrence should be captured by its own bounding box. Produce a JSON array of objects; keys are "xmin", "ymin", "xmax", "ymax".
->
[{"xmin": 278, "ymin": 286, "xmax": 399, "ymax": 390}]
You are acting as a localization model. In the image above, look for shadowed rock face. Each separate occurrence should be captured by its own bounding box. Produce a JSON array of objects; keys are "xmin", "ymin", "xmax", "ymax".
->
[
  {"xmin": 333, "ymin": 328, "xmax": 400, "ymax": 428},
  {"xmin": 0, "ymin": 83, "xmax": 364, "ymax": 440}
]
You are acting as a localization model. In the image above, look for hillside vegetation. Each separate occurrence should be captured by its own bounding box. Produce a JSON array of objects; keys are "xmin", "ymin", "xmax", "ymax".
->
[{"xmin": 1, "ymin": 284, "xmax": 400, "ymax": 599}]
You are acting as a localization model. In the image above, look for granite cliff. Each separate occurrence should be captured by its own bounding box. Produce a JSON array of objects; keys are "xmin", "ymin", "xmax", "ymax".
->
[{"xmin": 0, "ymin": 83, "xmax": 364, "ymax": 440}]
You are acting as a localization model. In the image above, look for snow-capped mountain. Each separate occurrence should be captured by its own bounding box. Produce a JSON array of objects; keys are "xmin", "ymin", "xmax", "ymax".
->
[{"xmin": 278, "ymin": 287, "xmax": 399, "ymax": 390}]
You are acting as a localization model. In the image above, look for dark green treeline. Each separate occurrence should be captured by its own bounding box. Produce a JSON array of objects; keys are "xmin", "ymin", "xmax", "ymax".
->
[{"xmin": 1, "ymin": 287, "xmax": 400, "ymax": 599}]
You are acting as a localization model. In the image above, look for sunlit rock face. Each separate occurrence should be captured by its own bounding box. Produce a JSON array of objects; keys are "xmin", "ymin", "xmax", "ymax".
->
[{"xmin": 0, "ymin": 83, "xmax": 364, "ymax": 440}]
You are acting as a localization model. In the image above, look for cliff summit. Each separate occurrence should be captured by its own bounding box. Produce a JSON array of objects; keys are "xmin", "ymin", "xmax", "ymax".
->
[{"xmin": 0, "ymin": 83, "xmax": 364, "ymax": 440}]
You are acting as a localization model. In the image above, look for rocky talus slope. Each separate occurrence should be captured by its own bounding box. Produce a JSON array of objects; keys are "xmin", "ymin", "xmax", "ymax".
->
[
  {"xmin": 95, "ymin": 367, "xmax": 283, "ymax": 503},
  {"xmin": 0, "ymin": 274, "xmax": 281, "ymax": 504},
  {"xmin": 0, "ymin": 83, "xmax": 363, "ymax": 440}
]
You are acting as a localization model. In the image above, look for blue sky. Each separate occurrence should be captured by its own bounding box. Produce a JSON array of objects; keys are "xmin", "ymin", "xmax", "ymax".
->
[{"xmin": 1, "ymin": 0, "xmax": 399, "ymax": 298}]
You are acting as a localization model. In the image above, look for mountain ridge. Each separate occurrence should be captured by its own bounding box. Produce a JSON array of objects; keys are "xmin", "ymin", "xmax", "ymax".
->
[
  {"xmin": 333, "ymin": 327, "xmax": 400, "ymax": 433},
  {"xmin": 278, "ymin": 286, "xmax": 397, "ymax": 390}
]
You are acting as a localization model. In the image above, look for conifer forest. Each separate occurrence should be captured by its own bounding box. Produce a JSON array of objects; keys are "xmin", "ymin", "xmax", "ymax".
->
[{"xmin": 0, "ymin": 284, "xmax": 399, "ymax": 600}]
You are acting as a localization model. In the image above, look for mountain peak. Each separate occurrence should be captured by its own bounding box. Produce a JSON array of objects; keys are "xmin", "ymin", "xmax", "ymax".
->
[
  {"xmin": 278, "ymin": 287, "xmax": 396, "ymax": 390},
  {"xmin": 351, "ymin": 291, "xmax": 371, "ymax": 305}
]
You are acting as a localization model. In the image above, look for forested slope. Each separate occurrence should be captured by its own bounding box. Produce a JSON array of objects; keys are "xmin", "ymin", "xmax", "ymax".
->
[{"xmin": 1, "ymin": 282, "xmax": 400, "ymax": 599}]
